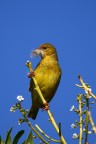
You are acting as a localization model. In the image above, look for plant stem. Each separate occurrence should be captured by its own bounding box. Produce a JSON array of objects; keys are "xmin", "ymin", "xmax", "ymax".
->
[
  {"xmin": 26, "ymin": 61, "xmax": 67, "ymax": 144},
  {"xmin": 78, "ymin": 75, "xmax": 96, "ymax": 99},
  {"xmin": 35, "ymin": 124, "xmax": 60, "ymax": 143},
  {"xmin": 27, "ymin": 121, "xmax": 48, "ymax": 144},
  {"xmin": 78, "ymin": 95, "xmax": 83, "ymax": 144},
  {"xmin": 88, "ymin": 111, "xmax": 96, "ymax": 134},
  {"xmin": 84, "ymin": 97, "xmax": 89, "ymax": 144},
  {"xmin": 47, "ymin": 110, "xmax": 66, "ymax": 143},
  {"xmin": 19, "ymin": 104, "xmax": 48, "ymax": 144}
]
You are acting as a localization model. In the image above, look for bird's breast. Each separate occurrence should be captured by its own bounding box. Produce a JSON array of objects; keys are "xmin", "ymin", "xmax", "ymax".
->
[{"xmin": 33, "ymin": 57, "xmax": 61, "ymax": 102}]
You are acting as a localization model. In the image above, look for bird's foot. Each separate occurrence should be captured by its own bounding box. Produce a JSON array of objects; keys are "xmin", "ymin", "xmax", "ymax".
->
[
  {"xmin": 28, "ymin": 71, "xmax": 35, "ymax": 78},
  {"xmin": 42, "ymin": 103, "xmax": 49, "ymax": 111}
]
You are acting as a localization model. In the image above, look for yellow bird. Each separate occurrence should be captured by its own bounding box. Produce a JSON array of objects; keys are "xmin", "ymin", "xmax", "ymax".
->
[{"xmin": 28, "ymin": 43, "xmax": 62, "ymax": 119}]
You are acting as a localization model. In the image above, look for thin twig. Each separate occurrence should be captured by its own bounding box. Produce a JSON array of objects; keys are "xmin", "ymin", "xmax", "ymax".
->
[
  {"xmin": 19, "ymin": 104, "xmax": 48, "ymax": 144},
  {"xmin": 35, "ymin": 124, "xmax": 60, "ymax": 143},
  {"xmin": 26, "ymin": 61, "xmax": 67, "ymax": 144},
  {"xmin": 88, "ymin": 111, "xmax": 96, "ymax": 134},
  {"xmin": 26, "ymin": 61, "xmax": 46, "ymax": 104},
  {"xmin": 78, "ymin": 75, "xmax": 96, "ymax": 99},
  {"xmin": 84, "ymin": 95, "xmax": 89, "ymax": 144},
  {"xmin": 75, "ymin": 84, "xmax": 83, "ymax": 88},
  {"xmin": 78, "ymin": 94, "xmax": 83, "ymax": 144},
  {"xmin": 59, "ymin": 122, "xmax": 61, "ymax": 137}
]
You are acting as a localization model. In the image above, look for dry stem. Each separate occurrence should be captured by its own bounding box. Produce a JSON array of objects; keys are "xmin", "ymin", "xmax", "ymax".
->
[{"xmin": 76, "ymin": 75, "xmax": 96, "ymax": 99}]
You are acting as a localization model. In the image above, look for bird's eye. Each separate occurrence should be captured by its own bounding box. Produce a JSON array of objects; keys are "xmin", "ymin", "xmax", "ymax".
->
[{"xmin": 42, "ymin": 47, "xmax": 47, "ymax": 49}]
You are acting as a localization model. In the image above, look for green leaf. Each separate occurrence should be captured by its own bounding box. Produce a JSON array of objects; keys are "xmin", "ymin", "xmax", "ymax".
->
[
  {"xmin": 0, "ymin": 136, "xmax": 4, "ymax": 144},
  {"xmin": 23, "ymin": 131, "xmax": 34, "ymax": 144},
  {"xmin": 5, "ymin": 127, "xmax": 13, "ymax": 144},
  {"xmin": 1, "ymin": 141, "xmax": 5, "ymax": 144},
  {"xmin": 12, "ymin": 130, "xmax": 24, "ymax": 144},
  {"xmin": 0, "ymin": 136, "xmax": 1, "ymax": 143}
]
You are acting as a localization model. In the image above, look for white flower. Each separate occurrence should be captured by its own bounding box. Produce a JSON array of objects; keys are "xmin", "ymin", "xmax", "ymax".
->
[
  {"xmin": 10, "ymin": 106, "xmax": 15, "ymax": 112},
  {"xmin": 83, "ymin": 128, "xmax": 92, "ymax": 134},
  {"xmin": 83, "ymin": 128, "xmax": 86, "ymax": 132},
  {"xmin": 18, "ymin": 119, "xmax": 21, "ymax": 125},
  {"xmin": 26, "ymin": 109, "xmax": 29, "ymax": 113},
  {"xmin": 17, "ymin": 95, "xmax": 24, "ymax": 101},
  {"xmin": 88, "ymin": 131, "xmax": 91, "ymax": 134},
  {"xmin": 85, "ymin": 88, "xmax": 92, "ymax": 94},
  {"xmin": 18, "ymin": 119, "xmax": 24, "ymax": 125},
  {"xmin": 72, "ymin": 133, "xmax": 78, "ymax": 139},
  {"xmin": 71, "ymin": 123, "xmax": 76, "ymax": 128},
  {"xmin": 18, "ymin": 121, "xmax": 21, "ymax": 125},
  {"xmin": 27, "ymin": 60, "xmax": 30, "ymax": 63},
  {"xmin": 88, "ymin": 96, "xmax": 92, "ymax": 98},
  {"xmin": 70, "ymin": 105, "xmax": 75, "ymax": 111}
]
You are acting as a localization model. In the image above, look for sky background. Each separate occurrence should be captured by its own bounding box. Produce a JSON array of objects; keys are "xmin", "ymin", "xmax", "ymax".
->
[{"xmin": 0, "ymin": 0, "xmax": 96, "ymax": 143}]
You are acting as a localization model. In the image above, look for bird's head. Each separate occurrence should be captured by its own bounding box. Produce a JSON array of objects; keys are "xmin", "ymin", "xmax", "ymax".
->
[{"xmin": 32, "ymin": 43, "xmax": 58, "ymax": 60}]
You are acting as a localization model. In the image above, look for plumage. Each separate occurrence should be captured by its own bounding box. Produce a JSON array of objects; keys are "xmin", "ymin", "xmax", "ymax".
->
[{"xmin": 28, "ymin": 43, "xmax": 62, "ymax": 119}]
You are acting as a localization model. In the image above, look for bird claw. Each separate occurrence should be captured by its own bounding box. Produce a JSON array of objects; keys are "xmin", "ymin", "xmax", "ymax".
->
[
  {"xmin": 42, "ymin": 103, "xmax": 49, "ymax": 111},
  {"xmin": 28, "ymin": 71, "xmax": 35, "ymax": 78}
]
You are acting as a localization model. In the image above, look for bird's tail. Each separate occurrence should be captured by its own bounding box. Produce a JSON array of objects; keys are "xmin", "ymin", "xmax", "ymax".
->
[{"xmin": 28, "ymin": 105, "xmax": 39, "ymax": 120}]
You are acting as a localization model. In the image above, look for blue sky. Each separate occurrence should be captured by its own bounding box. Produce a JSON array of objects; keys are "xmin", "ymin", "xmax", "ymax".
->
[{"xmin": 0, "ymin": 0, "xmax": 96, "ymax": 143}]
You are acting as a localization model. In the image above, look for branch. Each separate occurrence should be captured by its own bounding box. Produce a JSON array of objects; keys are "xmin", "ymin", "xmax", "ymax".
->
[
  {"xmin": 78, "ymin": 94, "xmax": 83, "ymax": 144},
  {"xmin": 84, "ymin": 95, "xmax": 89, "ymax": 144},
  {"xmin": 75, "ymin": 84, "xmax": 83, "ymax": 88},
  {"xmin": 26, "ymin": 61, "xmax": 67, "ymax": 144},
  {"xmin": 18, "ymin": 103, "xmax": 48, "ymax": 144},
  {"xmin": 77, "ymin": 75, "xmax": 96, "ymax": 99},
  {"xmin": 88, "ymin": 111, "xmax": 96, "ymax": 134},
  {"xmin": 35, "ymin": 124, "xmax": 60, "ymax": 143}
]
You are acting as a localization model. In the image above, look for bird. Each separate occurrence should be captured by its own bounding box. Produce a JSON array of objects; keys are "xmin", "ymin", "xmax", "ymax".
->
[{"xmin": 28, "ymin": 43, "xmax": 62, "ymax": 119}]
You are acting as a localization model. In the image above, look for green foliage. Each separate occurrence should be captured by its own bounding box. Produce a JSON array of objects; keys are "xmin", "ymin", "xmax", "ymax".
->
[
  {"xmin": 0, "ymin": 135, "xmax": 4, "ymax": 144},
  {"xmin": 5, "ymin": 127, "xmax": 12, "ymax": 144},
  {"xmin": 12, "ymin": 130, "xmax": 24, "ymax": 144},
  {"xmin": 22, "ymin": 131, "xmax": 34, "ymax": 144},
  {"xmin": 0, "ymin": 128, "xmax": 34, "ymax": 144}
]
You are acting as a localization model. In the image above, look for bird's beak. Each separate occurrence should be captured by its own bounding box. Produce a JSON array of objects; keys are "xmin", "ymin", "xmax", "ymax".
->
[{"xmin": 32, "ymin": 49, "xmax": 44, "ymax": 57}]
